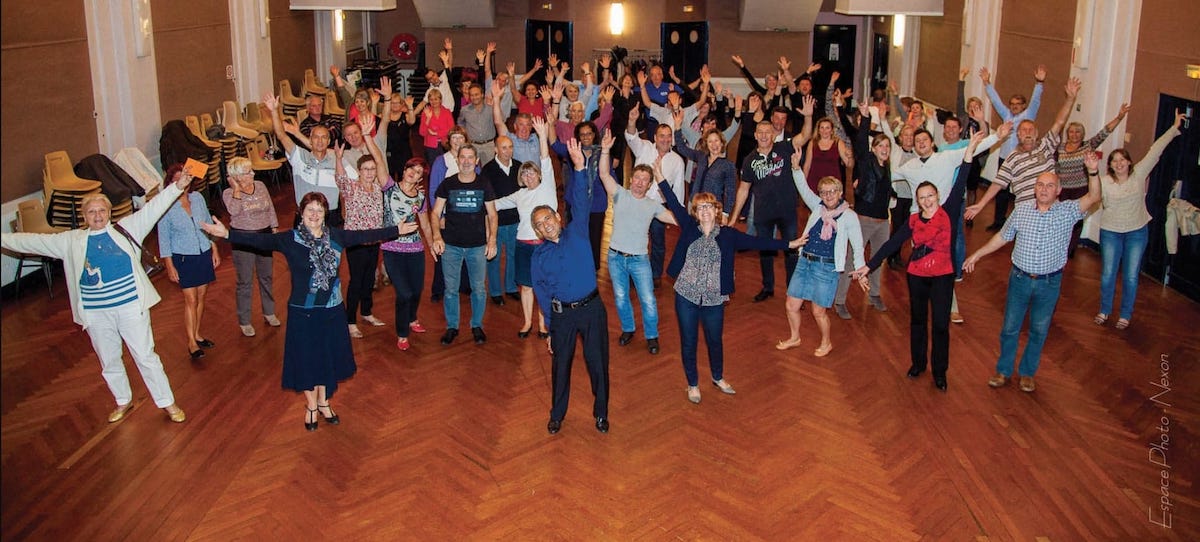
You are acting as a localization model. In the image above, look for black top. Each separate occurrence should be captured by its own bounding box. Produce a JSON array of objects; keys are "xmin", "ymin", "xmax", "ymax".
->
[
  {"xmin": 739, "ymin": 140, "xmax": 799, "ymax": 221},
  {"xmin": 435, "ymin": 174, "xmax": 496, "ymax": 247},
  {"xmin": 852, "ymin": 115, "xmax": 895, "ymax": 220},
  {"xmin": 480, "ymin": 158, "xmax": 522, "ymax": 226}
]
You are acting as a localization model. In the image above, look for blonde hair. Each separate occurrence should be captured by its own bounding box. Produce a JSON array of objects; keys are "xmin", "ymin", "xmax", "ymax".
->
[
  {"xmin": 227, "ymin": 157, "xmax": 252, "ymax": 176},
  {"xmin": 81, "ymin": 193, "xmax": 112, "ymax": 212},
  {"xmin": 817, "ymin": 176, "xmax": 843, "ymax": 193}
]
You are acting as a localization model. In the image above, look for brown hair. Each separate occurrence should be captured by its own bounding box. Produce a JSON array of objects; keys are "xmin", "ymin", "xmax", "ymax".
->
[
  {"xmin": 299, "ymin": 191, "xmax": 329, "ymax": 213},
  {"xmin": 689, "ymin": 191, "xmax": 721, "ymax": 219}
]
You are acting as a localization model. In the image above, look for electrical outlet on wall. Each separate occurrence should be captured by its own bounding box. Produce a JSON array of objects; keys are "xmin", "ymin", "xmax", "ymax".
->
[
  {"xmin": 1124, "ymin": 132, "xmax": 1132, "ymax": 143},
  {"xmin": 226, "ymin": 65, "xmax": 234, "ymax": 80}
]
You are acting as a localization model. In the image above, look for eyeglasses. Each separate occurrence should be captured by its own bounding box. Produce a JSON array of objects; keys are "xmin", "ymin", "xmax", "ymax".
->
[
  {"xmin": 695, "ymin": 203, "xmax": 716, "ymax": 210},
  {"xmin": 818, "ymin": 189, "xmax": 840, "ymax": 196}
]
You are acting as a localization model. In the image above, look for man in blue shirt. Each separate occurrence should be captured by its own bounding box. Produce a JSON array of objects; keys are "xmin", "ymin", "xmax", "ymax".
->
[{"xmin": 531, "ymin": 139, "xmax": 610, "ymax": 435}]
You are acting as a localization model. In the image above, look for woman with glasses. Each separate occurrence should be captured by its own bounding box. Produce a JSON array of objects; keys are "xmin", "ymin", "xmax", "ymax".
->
[
  {"xmin": 850, "ymin": 132, "xmax": 985, "ymax": 392},
  {"xmin": 776, "ymin": 153, "xmax": 865, "ymax": 358},
  {"xmin": 657, "ymin": 160, "xmax": 805, "ymax": 404},
  {"xmin": 334, "ymin": 115, "xmax": 390, "ymax": 339},
  {"xmin": 223, "ymin": 157, "xmax": 280, "ymax": 337}
]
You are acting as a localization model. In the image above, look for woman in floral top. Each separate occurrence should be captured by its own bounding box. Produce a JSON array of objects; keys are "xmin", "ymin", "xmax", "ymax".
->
[{"xmin": 334, "ymin": 116, "xmax": 389, "ymax": 339}]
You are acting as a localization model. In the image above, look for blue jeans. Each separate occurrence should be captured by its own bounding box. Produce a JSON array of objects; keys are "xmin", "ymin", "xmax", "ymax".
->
[
  {"xmin": 441, "ymin": 245, "xmax": 487, "ymax": 329},
  {"xmin": 995, "ymin": 267, "xmax": 1063, "ymax": 378},
  {"xmin": 1099, "ymin": 226, "xmax": 1149, "ymax": 320},
  {"xmin": 648, "ymin": 218, "xmax": 666, "ymax": 279},
  {"xmin": 607, "ymin": 251, "xmax": 659, "ymax": 338},
  {"xmin": 487, "ymin": 223, "xmax": 519, "ymax": 296},
  {"xmin": 675, "ymin": 293, "xmax": 726, "ymax": 387}
]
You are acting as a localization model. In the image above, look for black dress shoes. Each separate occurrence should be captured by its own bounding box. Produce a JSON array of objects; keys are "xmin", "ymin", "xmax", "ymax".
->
[
  {"xmin": 647, "ymin": 338, "xmax": 660, "ymax": 355},
  {"xmin": 196, "ymin": 339, "xmax": 216, "ymax": 348},
  {"xmin": 440, "ymin": 328, "xmax": 459, "ymax": 345},
  {"xmin": 471, "ymin": 327, "xmax": 487, "ymax": 344},
  {"xmin": 934, "ymin": 376, "xmax": 948, "ymax": 392},
  {"xmin": 507, "ymin": 292, "xmax": 521, "ymax": 302},
  {"xmin": 547, "ymin": 419, "xmax": 562, "ymax": 434},
  {"xmin": 618, "ymin": 331, "xmax": 634, "ymax": 346},
  {"xmin": 752, "ymin": 290, "xmax": 774, "ymax": 302},
  {"xmin": 189, "ymin": 348, "xmax": 205, "ymax": 360},
  {"xmin": 906, "ymin": 366, "xmax": 925, "ymax": 379},
  {"xmin": 517, "ymin": 328, "xmax": 531, "ymax": 339},
  {"xmin": 490, "ymin": 295, "xmax": 506, "ymax": 306},
  {"xmin": 537, "ymin": 331, "xmax": 550, "ymax": 339},
  {"xmin": 595, "ymin": 417, "xmax": 609, "ymax": 433}
]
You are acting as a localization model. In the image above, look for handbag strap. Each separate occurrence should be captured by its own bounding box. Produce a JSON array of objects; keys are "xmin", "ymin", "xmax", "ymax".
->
[{"xmin": 111, "ymin": 222, "xmax": 144, "ymax": 253}]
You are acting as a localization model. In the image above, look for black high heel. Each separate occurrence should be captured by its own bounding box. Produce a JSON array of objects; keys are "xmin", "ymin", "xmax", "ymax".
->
[
  {"xmin": 304, "ymin": 408, "xmax": 318, "ymax": 431},
  {"xmin": 517, "ymin": 326, "xmax": 531, "ymax": 339},
  {"xmin": 537, "ymin": 331, "xmax": 550, "ymax": 339},
  {"xmin": 316, "ymin": 403, "xmax": 340, "ymax": 425}
]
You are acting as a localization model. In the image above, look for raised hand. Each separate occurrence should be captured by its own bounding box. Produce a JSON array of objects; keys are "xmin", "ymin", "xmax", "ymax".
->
[
  {"xmin": 671, "ymin": 108, "xmax": 685, "ymax": 130},
  {"xmin": 978, "ymin": 67, "xmax": 992, "ymax": 85},
  {"xmin": 1034, "ymin": 64, "xmax": 1047, "ymax": 82},
  {"xmin": 734, "ymin": 95, "xmax": 744, "ymax": 112},
  {"xmin": 506, "ymin": 61, "xmax": 516, "ymax": 75},
  {"xmin": 358, "ymin": 112, "xmax": 376, "ymax": 135},
  {"xmin": 333, "ymin": 141, "xmax": 345, "ymax": 159},
  {"xmin": 547, "ymin": 53, "xmax": 559, "ymax": 69},
  {"xmin": 532, "ymin": 115, "xmax": 548, "ymax": 136},
  {"xmin": 996, "ymin": 120, "xmax": 1013, "ymax": 141},
  {"xmin": 1065, "ymin": 77, "xmax": 1082, "ymax": 98},
  {"xmin": 539, "ymin": 85, "xmax": 553, "ymax": 103},
  {"xmin": 730, "ymin": 54, "xmax": 744, "ymax": 68},
  {"xmin": 486, "ymin": 42, "xmax": 496, "ymax": 55},
  {"xmin": 174, "ymin": 172, "xmax": 193, "ymax": 190},
  {"xmin": 830, "ymin": 71, "xmax": 841, "ymax": 84},
  {"xmin": 1083, "ymin": 149, "xmax": 1101, "ymax": 172},
  {"xmin": 437, "ymin": 49, "xmax": 450, "ymax": 67},
  {"xmin": 1174, "ymin": 108, "xmax": 1186, "ymax": 129},
  {"xmin": 778, "ymin": 56, "xmax": 792, "ymax": 72},
  {"xmin": 443, "ymin": 37, "xmax": 453, "ymax": 51},
  {"xmin": 600, "ymin": 86, "xmax": 615, "ymax": 104},
  {"xmin": 887, "ymin": 81, "xmax": 899, "ymax": 95},
  {"xmin": 858, "ymin": 101, "xmax": 870, "ymax": 118},
  {"xmin": 330, "ymin": 65, "xmax": 340, "ymax": 77},
  {"xmin": 800, "ymin": 95, "xmax": 816, "ymax": 117},
  {"xmin": 262, "ymin": 93, "xmax": 280, "ymax": 112},
  {"xmin": 1117, "ymin": 103, "xmax": 1131, "ymax": 118},
  {"xmin": 806, "ymin": 62, "xmax": 821, "ymax": 74},
  {"xmin": 379, "ymin": 76, "xmax": 392, "ymax": 98},
  {"xmin": 532, "ymin": 58, "xmax": 543, "ymax": 71},
  {"xmin": 566, "ymin": 138, "xmax": 586, "ymax": 170},
  {"xmin": 598, "ymin": 53, "xmax": 611, "ymax": 69},
  {"xmin": 600, "ymin": 129, "xmax": 614, "ymax": 151},
  {"xmin": 637, "ymin": 70, "xmax": 648, "ymax": 87},
  {"xmin": 668, "ymin": 65, "xmax": 678, "ymax": 80},
  {"xmin": 492, "ymin": 79, "xmax": 506, "ymax": 98},
  {"xmin": 475, "ymin": 49, "xmax": 486, "ymax": 63},
  {"xmin": 281, "ymin": 117, "xmax": 300, "ymax": 134},
  {"xmin": 560, "ymin": 61, "xmax": 570, "ymax": 73},
  {"xmin": 960, "ymin": 67, "xmax": 970, "ymax": 81},
  {"xmin": 628, "ymin": 106, "xmax": 640, "ymax": 124}
]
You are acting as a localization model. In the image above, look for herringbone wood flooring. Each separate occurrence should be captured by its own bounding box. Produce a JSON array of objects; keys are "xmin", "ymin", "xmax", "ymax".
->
[{"xmin": 2, "ymin": 184, "xmax": 1196, "ymax": 541}]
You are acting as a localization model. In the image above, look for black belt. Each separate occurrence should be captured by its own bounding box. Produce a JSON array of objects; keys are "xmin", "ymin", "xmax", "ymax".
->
[
  {"xmin": 472, "ymin": 139, "xmax": 492, "ymax": 145},
  {"xmin": 608, "ymin": 248, "xmax": 642, "ymax": 257},
  {"xmin": 551, "ymin": 289, "xmax": 599, "ymax": 313},
  {"xmin": 1013, "ymin": 266, "xmax": 1063, "ymax": 280},
  {"xmin": 801, "ymin": 252, "xmax": 835, "ymax": 264},
  {"xmin": 232, "ymin": 227, "xmax": 272, "ymax": 234}
]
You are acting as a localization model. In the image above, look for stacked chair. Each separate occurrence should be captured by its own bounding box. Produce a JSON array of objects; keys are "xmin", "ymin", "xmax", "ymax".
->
[
  {"xmin": 42, "ymin": 151, "xmax": 103, "ymax": 229},
  {"xmin": 245, "ymin": 140, "xmax": 287, "ymax": 190},
  {"xmin": 161, "ymin": 118, "xmax": 217, "ymax": 194},
  {"xmin": 12, "ymin": 199, "xmax": 68, "ymax": 298},
  {"xmin": 73, "ymin": 154, "xmax": 142, "ymax": 221},
  {"xmin": 279, "ymin": 79, "xmax": 306, "ymax": 118},
  {"xmin": 303, "ymin": 68, "xmax": 330, "ymax": 97}
]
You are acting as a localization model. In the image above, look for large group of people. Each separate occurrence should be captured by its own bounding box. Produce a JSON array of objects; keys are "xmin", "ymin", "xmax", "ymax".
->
[{"xmin": 3, "ymin": 37, "xmax": 1188, "ymax": 436}]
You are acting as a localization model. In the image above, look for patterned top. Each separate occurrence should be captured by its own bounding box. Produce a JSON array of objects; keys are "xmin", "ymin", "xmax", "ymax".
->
[
  {"xmin": 335, "ymin": 174, "xmax": 386, "ymax": 231},
  {"xmin": 803, "ymin": 219, "xmax": 836, "ymax": 259},
  {"xmin": 81, "ymin": 231, "xmax": 137, "ymax": 310},
  {"xmin": 994, "ymin": 131, "xmax": 1061, "ymax": 205},
  {"xmin": 382, "ymin": 180, "xmax": 427, "ymax": 253},
  {"xmin": 1056, "ymin": 128, "xmax": 1111, "ymax": 190},
  {"xmin": 673, "ymin": 228, "xmax": 728, "ymax": 307},
  {"xmin": 1003, "ymin": 200, "xmax": 1088, "ymax": 275}
]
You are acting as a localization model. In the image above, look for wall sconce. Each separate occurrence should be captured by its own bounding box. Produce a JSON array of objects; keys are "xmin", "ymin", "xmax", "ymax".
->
[
  {"xmin": 132, "ymin": 0, "xmax": 152, "ymax": 57},
  {"xmin": 1187, "ymin": 64, "xmax": 1200, "ymax": 80},
  {"xmin": 334, "ymin": 9, "xmax": 344, "ymax": 42},
  {"xmin": 258, "ymin": 0, "xmax": 270, "ymax": 39},
  {"xmin": 892, "ymin": 15, "xmax": 905, "ymax": 48},
  {"xmin": 610, "ymin": 2, "xmax": 624, "ymax": 36}
]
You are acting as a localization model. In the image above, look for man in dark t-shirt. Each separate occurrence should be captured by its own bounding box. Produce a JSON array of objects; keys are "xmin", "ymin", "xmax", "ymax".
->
[{"xmin": 430, "ymin": 145, "xmax": 498, "ymax": 345}]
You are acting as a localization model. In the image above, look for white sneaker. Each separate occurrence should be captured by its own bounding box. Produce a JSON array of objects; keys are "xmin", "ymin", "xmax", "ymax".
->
[
  {"xmin": 264, "ymin": 314, "xmax": 281, "ymax": 327},
  {"xmin": 240, "ymin": 324, "xmax": 256, "ymax": 337},
  {"xmin": 362, "ymin": 314, "xmax": 387, "ymax": 327}
]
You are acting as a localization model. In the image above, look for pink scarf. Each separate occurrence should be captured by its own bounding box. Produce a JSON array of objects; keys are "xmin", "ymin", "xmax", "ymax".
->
[{"xmin": 819, "ymin": 201, "xmax": 849, "ymax": 241}]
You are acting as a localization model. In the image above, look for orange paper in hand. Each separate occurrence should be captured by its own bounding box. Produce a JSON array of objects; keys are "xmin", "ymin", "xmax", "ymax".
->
[{"xmin": 183, "ymin": 158, "xmax": 209, "ymax": 180}]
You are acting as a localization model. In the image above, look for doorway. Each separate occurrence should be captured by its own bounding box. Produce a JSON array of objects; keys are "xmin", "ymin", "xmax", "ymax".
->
[
  {"xmin": 661, "ymin": 22, "xmax": 708, "ymax": 86},
  {"xmin": 526, "ymin": 20, "xmax": 573, "ymax": 82},
  {"xmin": 1143, "ymin": 94, "xmax": 1200, "ymax": 302},
  {"xmin": 811, "ymin": 24, "xmax": 857, "ymax": 99}
]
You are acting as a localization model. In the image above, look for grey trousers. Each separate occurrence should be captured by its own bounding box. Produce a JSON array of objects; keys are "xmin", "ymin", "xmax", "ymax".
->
[
  {"xmin": 835, "ymin": 215, "xmax": 891, "ymax": 305},
  {"xmin": 233, "ymin": 247, "xmax": 275, "ymax": 325}
]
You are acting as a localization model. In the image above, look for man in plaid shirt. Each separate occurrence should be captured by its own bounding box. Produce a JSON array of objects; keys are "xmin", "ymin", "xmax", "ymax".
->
[{"xmin": 963, "ymin": 152, "xmax": 1103, "ymax": 393}]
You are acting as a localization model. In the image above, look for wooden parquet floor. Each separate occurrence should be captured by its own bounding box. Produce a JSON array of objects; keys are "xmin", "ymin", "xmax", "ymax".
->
[{"xmin": 2, "ymin": 184, "xmax": 1197, "ymax": 541}]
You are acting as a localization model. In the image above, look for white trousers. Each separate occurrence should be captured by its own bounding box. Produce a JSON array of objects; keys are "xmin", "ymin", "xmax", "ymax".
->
[{"xmin": 83, "ymin": 304, "xmax": 176, "ymax": 408}]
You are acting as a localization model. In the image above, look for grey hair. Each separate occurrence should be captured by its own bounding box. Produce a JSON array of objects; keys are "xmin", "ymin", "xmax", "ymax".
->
[{"xmin": 227, "ymin": 156, "xmax": 253, "ymax": 176}]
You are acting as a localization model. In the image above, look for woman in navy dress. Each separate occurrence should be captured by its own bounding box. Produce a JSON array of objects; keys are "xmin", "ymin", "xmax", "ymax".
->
[{"xmin": 201, "ymin": 192, "xmax": 418, "ymax": 430}]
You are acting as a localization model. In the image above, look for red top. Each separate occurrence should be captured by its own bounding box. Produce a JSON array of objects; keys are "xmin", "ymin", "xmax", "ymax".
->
[
  {"xmin": 418, "ymin": 106, "xmax": 454, "ymax": 149},
  {"xmin": 517, "ymin": 96, "xmax": 546, "ymax": 120},
  {"xmin": 807, "ymin": 140, "xmax": 843, "ymax": 191},
  {"xmin": 905, "ymin": 209, "xmax": 953, "ymax": 277}
]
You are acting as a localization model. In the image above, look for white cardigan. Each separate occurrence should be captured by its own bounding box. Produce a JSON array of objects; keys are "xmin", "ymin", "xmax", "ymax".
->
[
  {"xmin": 791, "ymin": 168, "xmax": 865, "ymax": 272},
  {"xmin": 2, "ymin": 182, "xmax": 184, "ymax": 328}
]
